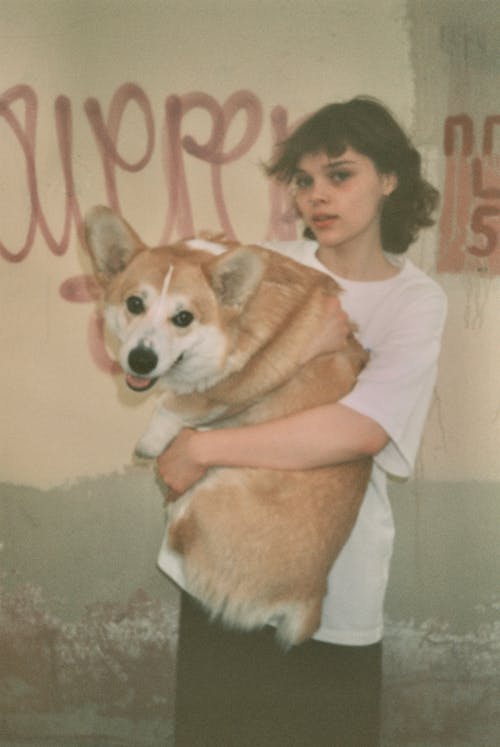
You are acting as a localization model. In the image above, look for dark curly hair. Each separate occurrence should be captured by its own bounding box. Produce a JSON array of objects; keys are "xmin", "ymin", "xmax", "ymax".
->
[{"xmin": 265, "ymin": 97, "xmax": 439, "ymax": 254}]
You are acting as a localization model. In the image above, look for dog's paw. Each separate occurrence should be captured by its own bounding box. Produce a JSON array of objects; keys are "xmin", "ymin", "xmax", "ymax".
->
[
  {"xmin": 134, "ymin": 433, "xmax": 169, "ymax": 459},
  {"xmin": 133, "ymin": 409, "xmax": 184, "ymax": 459}
]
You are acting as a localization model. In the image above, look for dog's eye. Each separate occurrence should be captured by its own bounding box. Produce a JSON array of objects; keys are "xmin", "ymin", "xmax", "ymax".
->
[
  {"xmin": 171, "ymin": 310, "xmax": 194, "ymax": 328},
  {"xmin": 126, "ymin": 295, "xmax": 146, "ymax": 315}
]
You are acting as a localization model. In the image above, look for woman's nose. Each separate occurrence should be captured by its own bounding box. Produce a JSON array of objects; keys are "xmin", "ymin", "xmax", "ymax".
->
[{"xmin": 308, "ymin": 179, "xmax": 329, "ymax": 204}]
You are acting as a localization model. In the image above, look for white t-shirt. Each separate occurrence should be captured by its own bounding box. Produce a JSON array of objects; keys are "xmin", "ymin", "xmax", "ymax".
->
[{"xmin": 157, "ymin": 239, "xmax": 447, "ymax": 646}]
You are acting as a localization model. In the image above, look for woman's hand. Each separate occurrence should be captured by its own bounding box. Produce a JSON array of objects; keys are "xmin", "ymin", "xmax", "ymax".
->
[
  {"xmin": 156, "ymin": 428, "xmax": 208, "ymax": 499},
  {"xmin": 299, "ymin": 294, "xmax": 351, "ymax": 364}
]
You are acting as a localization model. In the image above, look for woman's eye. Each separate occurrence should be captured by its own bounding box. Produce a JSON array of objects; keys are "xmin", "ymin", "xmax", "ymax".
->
[
  {"xmin": 126, "ymin": 295, "xmax": 146, "ymax": 315},
  {"xmin": 172, "ymin": 310, "xmax": 194, "ymax": 328},
  {"xmin": 328, "ymin": 170, "xmax": 351, "ymax": 183},
  {"xmin": 291, "ymin": 174, "xmax": 313, "ymax": 191}
]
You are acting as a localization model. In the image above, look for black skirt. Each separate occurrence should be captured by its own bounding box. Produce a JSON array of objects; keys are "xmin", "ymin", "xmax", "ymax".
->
[{"xmin": 174, "ymin": 591, "xmax": 381, "ymax": 747}]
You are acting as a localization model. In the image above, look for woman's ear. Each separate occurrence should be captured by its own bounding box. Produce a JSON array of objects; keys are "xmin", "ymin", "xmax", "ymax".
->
[{"xmin": 382, "ymin": 172, "xmax": 398, "ymax": 196}]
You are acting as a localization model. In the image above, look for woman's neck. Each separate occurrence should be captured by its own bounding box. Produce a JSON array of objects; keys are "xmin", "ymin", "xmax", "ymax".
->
[{"xmin": 315, "ymin": 243, "xmax": 400, "ymax": 281}]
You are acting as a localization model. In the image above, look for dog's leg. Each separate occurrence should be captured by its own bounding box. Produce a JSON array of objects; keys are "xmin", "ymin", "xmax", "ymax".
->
[{"xmin": 134, "ymin": 405, "xmax": 184, "ymax": 458}]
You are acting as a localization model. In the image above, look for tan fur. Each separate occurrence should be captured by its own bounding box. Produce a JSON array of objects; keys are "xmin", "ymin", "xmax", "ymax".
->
[{"xmin": 86, "ymin": 206, "xmax": 372, "ymax": 647}]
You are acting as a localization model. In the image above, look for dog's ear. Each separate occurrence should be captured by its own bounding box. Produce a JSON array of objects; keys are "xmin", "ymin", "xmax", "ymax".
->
[
  {"xmin": 84, "ymin": 206, "xmax": 142, "ymax": 282},
  {"xmin": 207, "ymin": 246, "xmax": 265, "ymax": 307}
]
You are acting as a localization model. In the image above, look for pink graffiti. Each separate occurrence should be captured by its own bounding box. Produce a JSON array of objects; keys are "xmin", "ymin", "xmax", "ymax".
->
[
  {"xmin": 59, "ymin": 275, "xmax": 121, "ymax": 375},
  {"xmin": 0, "ymin": 83, "xmax": 295, "ymax": 263},
  {"xmin": 439, "ymin": 113, "xmax": 500, "ymax": 273},
  {"xmin": 0, "ymin": 85, "xmax": 84, "ymax": 262},
  {"xmin": 1, "ymin": 83, "xmax": 299, "ymax": 373}
]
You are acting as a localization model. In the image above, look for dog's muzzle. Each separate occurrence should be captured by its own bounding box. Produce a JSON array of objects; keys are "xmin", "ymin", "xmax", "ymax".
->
[
  {"xmin": 125, "ymin": 344, "xmax": 185, "ymax": 392},
  {"xmin": 126, "ymin": 344, "xmax": 159, "ymax": 391}
]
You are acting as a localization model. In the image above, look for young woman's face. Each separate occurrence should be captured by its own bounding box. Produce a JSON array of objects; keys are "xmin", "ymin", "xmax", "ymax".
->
[{"xmin": 291, "ymin": 149, "xmax": 396, "ymax": 252}]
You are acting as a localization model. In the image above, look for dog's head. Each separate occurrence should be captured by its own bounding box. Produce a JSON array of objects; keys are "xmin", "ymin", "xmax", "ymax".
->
[{"xmin": 85, "ymin": 206, "xmax": 265, "ymax": 393}]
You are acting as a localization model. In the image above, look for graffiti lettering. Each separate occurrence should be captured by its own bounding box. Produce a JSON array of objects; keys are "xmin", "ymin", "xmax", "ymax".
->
[
  {"xmin": 0, "ymin": 84, "xmax": 293, "ymax": 264},
  {"xmin": 439, "ymin": 113, "xmax": 500, "ymax": 273},
  {"xmin": 84, "ymin": 84, "xmax": 155, "ymax": 217},
  {"xmin": 0, "ymin": 85, "xmax": 83, "ymax": 261},
  {"xmin": 0, "ymin": 83, "xmax": 300, "ymax": 372}
]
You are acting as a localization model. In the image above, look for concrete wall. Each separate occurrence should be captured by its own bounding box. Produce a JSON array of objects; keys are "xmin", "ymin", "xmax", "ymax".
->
[{"xmin": 1, "ymin": 1, "xmax": 498, "ymax": 744}]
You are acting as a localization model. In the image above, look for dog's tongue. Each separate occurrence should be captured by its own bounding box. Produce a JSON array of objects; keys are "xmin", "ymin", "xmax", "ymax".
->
[{"xmin": 126, "ymin": 374, "xmax": 153, "ymax": 391}]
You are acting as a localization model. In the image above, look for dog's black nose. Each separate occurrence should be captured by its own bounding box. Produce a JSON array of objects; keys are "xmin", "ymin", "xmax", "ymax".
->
[{"xmin": 128, "ymin": 345, "xmax": 158, "ymax": 375}]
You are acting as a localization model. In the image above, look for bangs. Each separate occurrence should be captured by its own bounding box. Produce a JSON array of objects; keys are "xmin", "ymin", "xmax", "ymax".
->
[
  {"xmin": 266, "ymin": 98, "xmax": 402, "ymax": 183},
  {"xmin": 267, "ymin": 106, "xmax": 360, "ymax": 182}
]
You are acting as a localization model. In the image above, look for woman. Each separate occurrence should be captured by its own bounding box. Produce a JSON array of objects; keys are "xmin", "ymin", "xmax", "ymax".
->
[{"xmin": 157, "ymin": 97, "xmax": 447, "ymax": 746}]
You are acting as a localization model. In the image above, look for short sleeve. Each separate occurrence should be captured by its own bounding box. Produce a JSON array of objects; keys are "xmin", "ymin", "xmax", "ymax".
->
[{"xmin": 340, "ymin": 285, "xmax": 447, "ymax": 478}]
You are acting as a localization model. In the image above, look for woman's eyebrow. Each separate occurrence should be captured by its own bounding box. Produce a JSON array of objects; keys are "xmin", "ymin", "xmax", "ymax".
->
[
  {"xmin": 324, "ymin": 159, "xmax": 356, "ymax": 168},
  {"xmin": 292, "ymin": 159, "xmax": 356, "ymax": 177}
]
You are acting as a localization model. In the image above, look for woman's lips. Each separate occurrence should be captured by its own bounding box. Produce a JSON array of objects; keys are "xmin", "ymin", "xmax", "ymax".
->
[{"xmin": 311, "ymin": 214, "xmax": 339, "ymax": 229}]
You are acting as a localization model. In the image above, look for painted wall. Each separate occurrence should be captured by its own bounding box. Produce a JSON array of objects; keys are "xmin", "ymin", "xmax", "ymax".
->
[{"xmin": 1, "ymin": 1, "xmax": 498, "ymax": 744}]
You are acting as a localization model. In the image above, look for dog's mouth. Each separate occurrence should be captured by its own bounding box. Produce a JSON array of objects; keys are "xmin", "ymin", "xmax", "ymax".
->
[
  {"xmin": 125, "ymin": 374, "xmax": 158, "ymax": 392},
  {"xmin": 124, "ymin": 353, "xmax": 184, "ymax": 392}
]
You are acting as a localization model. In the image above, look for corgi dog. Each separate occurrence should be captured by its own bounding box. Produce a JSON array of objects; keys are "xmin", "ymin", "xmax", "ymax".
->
[{"xmin": 85, "ymin": 205, "xmax": 372, "ymax": 647}]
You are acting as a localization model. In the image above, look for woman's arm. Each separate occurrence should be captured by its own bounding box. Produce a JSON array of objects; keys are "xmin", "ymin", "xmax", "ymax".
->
[
  {"xmin": 156, "ymin": 295, "xmax": 378, "ymax": 495},
  {"xmin": 156, "ymin": 403, "xmax": 388, "ymax": 495}
]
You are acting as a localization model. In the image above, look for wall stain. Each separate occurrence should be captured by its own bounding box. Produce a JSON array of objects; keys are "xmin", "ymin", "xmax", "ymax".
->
[
  {"xmin": 383, "ymin": 610, "xmax": 500, "ymax": 746},
  {"xmin": 0, "ymin": 581, "xmax": 177, "ymax": 721}
]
